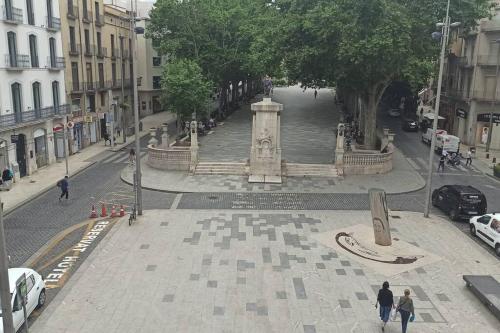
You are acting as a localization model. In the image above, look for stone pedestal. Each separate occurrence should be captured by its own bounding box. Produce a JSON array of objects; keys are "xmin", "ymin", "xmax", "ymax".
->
[
  {"xmin": 335, "ymin": 123, "xmax": 345, "ymax": 172},
  {"xmin": 149, "ymin": 128, "xmax": 158, "ymax": 147},
  {"xmin": 249, "ymin": 98, "xmax": 282, "ymax": 183},
  {"xmin": 189, "ymin": 120, "xmax": 198, "ymax": 172},
  {"xmin": 161, "ymin": 123, "xmax": 169, "ymax": 148},
  {"xmin": 369, "ymin": 188, "xmax": 392, "ymax": 246}
]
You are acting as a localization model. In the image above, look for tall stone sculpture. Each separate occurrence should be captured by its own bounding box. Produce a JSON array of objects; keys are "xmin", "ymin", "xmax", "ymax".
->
[
  {"xmin": 249, "ymin": 98, "xmax": 283, "ymax": 183},
  {"xmin": 335, "ymin": 123, "xmax": 345, "ymax": 173},
  {"xmin": 369, "ymin": 188, "xmax": 392, "ymax": 246},
  {"xmin": 190, "ymin": 120, "xmax": 198, "ymax": 173}
]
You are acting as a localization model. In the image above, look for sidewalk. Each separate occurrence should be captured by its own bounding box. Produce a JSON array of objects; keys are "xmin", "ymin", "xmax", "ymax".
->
[
  {"xmin": 460, "ymin": 143, "xmax": 499, "ymax": 180},
  {"xmin": 31, "ymin": 210, "xmax": 500, "ymax": 332},
  {"xmin": 121, "ymin": 148, "xmax": 426, "ymax": 194},
  {"xmin": 0, "ymin": 111, "xmax": 176, "ymax": 215}
]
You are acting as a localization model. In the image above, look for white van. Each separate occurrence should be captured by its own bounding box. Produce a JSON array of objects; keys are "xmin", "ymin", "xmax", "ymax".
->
[
  {"xmin": 435, "ymin": 134, "xmax": 460, "ymax": 154},
  {"xmin": 422, "ymin": 128, "xmax": 447, "ymax": 144}
]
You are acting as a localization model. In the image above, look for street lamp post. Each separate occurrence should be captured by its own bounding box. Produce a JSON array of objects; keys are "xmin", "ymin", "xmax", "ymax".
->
[
  {"xmin": 485, "ymin": 39, "xmax": 500, "ymax": 153},
  {"xmin": 131, "ymin": 0, "xmax": 143, "ymax": 215},
  {"xmin": 424, "ymin": 0, "xmax": 461, "ymax": 217}
]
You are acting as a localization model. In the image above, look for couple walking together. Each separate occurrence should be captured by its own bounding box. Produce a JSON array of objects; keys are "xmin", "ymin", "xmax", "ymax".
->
[{"xmin": 376, "ymin": 281, "xmax": 415, "ymax": 332}]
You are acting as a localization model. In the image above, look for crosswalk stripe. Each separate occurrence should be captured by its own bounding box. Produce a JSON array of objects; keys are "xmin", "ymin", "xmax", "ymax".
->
[
  {"xmin": 406, "ymin": 158, "xmax": 420, "ymax": 170},
  {"xmin": 114, "ymin": 155, "xmax": 129, "ymax": 163},
  {"xmin": 100, "ymin": 154, "xmax": 121, "ymax": 164},
  {"xmin": 102, "ymin": 153, "xmax": 127, "ymax": 164},
  {"xmin": 416, "ymin": 157, "xmax": 428, "ymax": 170}
]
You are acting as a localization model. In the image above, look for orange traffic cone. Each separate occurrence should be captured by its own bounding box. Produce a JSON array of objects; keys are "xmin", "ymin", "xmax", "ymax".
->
[
  {"xmin": 119, "ymin": 205, "xmax": 125, "ymax": 217},
  {"xmin": 100, "ymin": 203, "xmax": 107, "ymax": 217},
  {"xmin": 90, "ymin": 204, "xmax": 97, "ymax": 218},
  {"xmin": 111, "ymin": 205, "xmax": 117, "ymax": 217}
]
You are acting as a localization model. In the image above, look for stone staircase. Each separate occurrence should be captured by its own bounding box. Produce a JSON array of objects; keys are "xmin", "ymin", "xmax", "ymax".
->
[
  {"xmin": 194, "ymin": 162, "xmax": 248, "ymax": 175},
  {"xmin": 283, "ymin": 162, "xmax": 339, "ymax": 177}
]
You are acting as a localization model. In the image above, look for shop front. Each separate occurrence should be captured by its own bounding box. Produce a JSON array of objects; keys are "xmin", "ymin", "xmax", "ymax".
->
[
  {"xmin": 33, "ymin": 128, "xmax": 48, "ymax": 168},
  {"xmin": 476, "ymin": 113, "xmax": 500, "ymax": 150}
]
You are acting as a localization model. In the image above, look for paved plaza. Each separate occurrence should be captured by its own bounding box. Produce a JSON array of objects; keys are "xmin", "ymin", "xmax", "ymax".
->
[
  {"xmin": 199, "ymin": 86, "xmax": 338, "ymax": 164},
  {"xmin": 32, "ymin": 210, "xmax": 500, "ymax": 333}
]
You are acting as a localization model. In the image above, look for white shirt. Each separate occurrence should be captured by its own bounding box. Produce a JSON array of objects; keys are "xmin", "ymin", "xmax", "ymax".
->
[{"xmin": 466, "ymin": 151, "xmax": 472, "ymax": 158}]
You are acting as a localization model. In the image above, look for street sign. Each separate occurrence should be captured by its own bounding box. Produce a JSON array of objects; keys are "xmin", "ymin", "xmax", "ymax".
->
[
  {"xmin": 85, "ymin": 115, "xmax": 93, "ymax": 123},
  {"xmin": 456, "ymin": 108, "xmax": 467, "ymax": 119},
  {"xmin": 11, "ymin": 134, "xmax": 18, "ymax": 143},
  {"xmin": 67, "ymin": 121, "xmax": 75, "ymax": 129},
  {"xmin": 477, "ymin": 113, "xmax": 500, "ymax": 124}
]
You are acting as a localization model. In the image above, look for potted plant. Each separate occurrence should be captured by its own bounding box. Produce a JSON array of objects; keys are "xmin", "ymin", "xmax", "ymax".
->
[{"xmin": 494, "ymin": 163, "xmax": 500, "ymax": 178}]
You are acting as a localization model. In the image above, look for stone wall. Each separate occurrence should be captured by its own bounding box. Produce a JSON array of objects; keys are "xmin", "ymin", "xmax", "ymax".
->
[
  {"xmin": 342, "ymin": 150, "xmax": 393, "ymax": 175},
  {"xmin": 147, "ymin": 145, "xmax": 191, "ymax": 171}
]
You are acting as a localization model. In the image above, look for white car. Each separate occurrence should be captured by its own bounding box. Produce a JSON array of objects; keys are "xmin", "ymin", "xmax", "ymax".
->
[
  {"xmin": 0, "ymin": 268, "xmax": 46, "ymax": 332},
  {"xmin": 469, "ymin": 213, "xmax": 500, "ymax": 257}
]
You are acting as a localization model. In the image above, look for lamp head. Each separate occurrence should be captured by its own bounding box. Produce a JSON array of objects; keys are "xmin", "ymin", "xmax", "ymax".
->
[
  {"xmin": 436, "ymin": 22, "xmax": 444, "ymax": 28},
  {"xmin": 450, "ymin": 22, "xmax": 462, "ymax": 28}
]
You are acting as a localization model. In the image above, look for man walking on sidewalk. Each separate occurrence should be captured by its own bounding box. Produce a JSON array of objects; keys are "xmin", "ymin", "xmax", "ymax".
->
[
  {"xmin": 465, "ymin": 148, "xmax": 473, "ymax": 166},
  {"xmin": 58, "ymin": 176, "xmax": 69, "ymax": 201},
  {"xmin": 437, "ymin": 154, "xmax": 445, "ymax": 172}
]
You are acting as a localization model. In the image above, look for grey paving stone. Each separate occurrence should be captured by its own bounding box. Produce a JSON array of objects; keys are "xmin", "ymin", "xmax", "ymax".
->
[
  {"xmin": 293, "ymin": 277, "xmax": 307, "ymax": 299},
  {"xmin": 146, "ymin": 265, "xmax": 157, "ymax": 271},
  {"xmin": 355, "ymin": 292, "xmax": 368, "ymax": 300},
  {"xmin": 315, "ymin": 263, "xmax": 326, "ymax": 269},
  {"xmin": 189, "ymin": 274, "xmax": 200, "ymax": 281},
  {"xmin": 213, "ymin": 306, "xmax": 225, "ymax": 316},
  {"xmin": 160, "ymin": 222, "xmax": 169, "ymax": 227},
  {"xmin": 262, "ymin": 247, "xmax": 272, "ymax": 263},
  {"xmin": 420, "ymin": 312, "xmax": 436, "ymax": 323},
  {"xmin": 257, "ymin": 306, "xmax": 268, "ymax": 316},
  {"xmin": 303, "ymin": 325, "xmax": 316, "ymax": 333},
  {"xmin": 415, "ymin": 267, "xmax": 426, "ymax": 274},
  {"xmin": 276, "ymin": 291, "xmax": 287, "ymax": 299},
  {"xmin": 139, "ymin": 244, "xmax": 150, "ymax": 249},
  {"xmin": 202, "ymin": 258, "xmax": 212, "ymax": 265},
  {"xmin": 207, "ymin": 280, "xmax": 218, "ymax": 288},
  {"xmin": 436, "ymin": 293, "xmax": 450, "ymax": 301},
  {"xmin": 353, "ymin": 269, "xmax": 365, "ymax": 276},
  {"xmin": 411, "ymin": 285, "xmax": 430, "ymax": 301},
  {"xmin": 219, "ymin": 259, "xmax": 229, "ymax": 265},
  {"xmin": 335, "ymin": 269, "xmax": 346, "ymax": 275},
  {"xmin": 237, "ymin": 277, "xmax": 246, "ymax": 284},
  {"xmin": 208, "ymin": 232, "xmax": 216, "ymax": 236},
  {"xmin": 162, "ymin": 294, "xmax": 174, "ymax": 303},
  {"xmin": 246, "ymin": 303, "xmax": 257, "ymax": 311},
  {"xmin": 339, "ymin": 299, "xmax": 351, "ymax": 308},
  {"xmin": 340, "ymin": 260, "xmax": 351, "ymax": 267}
]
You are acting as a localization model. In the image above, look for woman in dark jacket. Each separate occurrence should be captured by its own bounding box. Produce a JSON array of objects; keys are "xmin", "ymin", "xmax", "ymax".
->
[{"xmin": 375, "ymin": 281, "xmax": 394, "ymax": 331}]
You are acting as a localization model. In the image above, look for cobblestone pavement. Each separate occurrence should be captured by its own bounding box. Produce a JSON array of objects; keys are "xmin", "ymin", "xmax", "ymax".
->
[
  {"xmin": 199, "ymin": 86, "xmax": 338, "ymax": 163},
  {"xmin": 31, "ymin": 210, "xmax": 500, "ymax": 333}
]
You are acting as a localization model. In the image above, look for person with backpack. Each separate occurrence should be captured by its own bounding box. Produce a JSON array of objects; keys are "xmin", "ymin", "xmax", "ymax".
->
[
  {"xmin": 57, "ymin": 176, "xmax": 69, "ymax": 201},
  {"xmin": 437, "ymin": 154, "xmax": 446, "ymax": 172},
  {"xmin": 2, "ymin": 167, "xmax": 13, "ymax": 189},
  {"xmin": 375, "ymin": 281, "xmax": 394, "ymax": 332},
  {"xmin": 396, "ymin": 289, "xmax": 415, "ymax": 333}
]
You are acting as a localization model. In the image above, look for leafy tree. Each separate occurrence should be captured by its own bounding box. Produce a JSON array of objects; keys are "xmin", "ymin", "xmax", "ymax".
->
[{"xmin": 161, "ymin": 59, "xmax": 213, "ymax": 131}]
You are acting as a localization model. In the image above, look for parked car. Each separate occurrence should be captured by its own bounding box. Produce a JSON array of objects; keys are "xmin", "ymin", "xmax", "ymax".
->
[
  {"xmin": 0, "ymin": 268, "xmax": 46, "ymax": 332},
  {"xmin": 432, "ymin": 185, "xmax": 487, "ymax": 221},
  {"xmin": 402, "ymin": 119, "xmax": 419, "ymax": 132},
  {"xmin": 469, "ymin": 213, "xmax": 500, "ymax": 256},
  {"xmin": 388, "ymin": 108, "xmax": 401, "ymax": 117}
]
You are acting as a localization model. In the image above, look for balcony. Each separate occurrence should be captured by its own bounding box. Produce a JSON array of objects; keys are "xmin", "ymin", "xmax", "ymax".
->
[
  {"xmin": 70, "ymin": 81, "xmax": 84, "ymax": 93},
  {"xmin": 111, "ymin": 48, "xmax": 119, "ymax": 60},
  {"xmin": 95, "ymin": 14, "xmax": 104, "ymax": 27},
  {"xmin": 1, "ymin": 6, "xmax": 23, "ymax": 24},
  {"xmin": 0, "ymin": 104, "xmax": 70, "ymax": 129},
  {"xmin": 46, "ymin": 16, "xmax": 61, "ymax": 31},
  {"xmin": 96, "ymin": 46, "xmax": 107, "ymax": 58},
  {"xmin": 67, "ymin": 6, "xmax": 78, "ymax": 19},
  {"xmin": 4, "ymin": 54, "xmax": 30, "ymax": 70},
  {"xmin": 69, "ymin": 43, "xmax": 80, "ymax": 56},
  {"xmin": 477, "ymin": 55, "xmax": 499, "ymax": 66},
  {"xmin": 121, "ymin": 50, "xmax": 129, "ymax": 59},
  {"xmin": 85, "ymin": 81, "xmax": 96, "ymax": 91},
  {"xmin": 47, "ymin": 56, "xmax": 65, "ymax": 70},
  {"xmin": 82, "ymin": 10, "xmax": 93, "ymax": 23},
  {"xmin": 471, "ymin": 90, "xmax": 500, "ymax": 102},
  {"xmin": 84, "ymin": 45, "xmax": 95, "ymax": 57}
]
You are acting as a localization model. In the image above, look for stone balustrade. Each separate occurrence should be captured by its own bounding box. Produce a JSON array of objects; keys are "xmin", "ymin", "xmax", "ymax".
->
[
  {"xmin": 147, "ymin": 145, "xmax": 191, "ymax": 171},
  {"xmin": 342, "ymin": 150, "xmax": 393, "ymax": 175}
]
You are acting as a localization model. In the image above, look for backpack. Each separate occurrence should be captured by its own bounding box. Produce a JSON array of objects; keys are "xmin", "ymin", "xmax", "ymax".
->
[{"xmin": 56, "ymin": 180, "xmax": 62, "ymax": 187}]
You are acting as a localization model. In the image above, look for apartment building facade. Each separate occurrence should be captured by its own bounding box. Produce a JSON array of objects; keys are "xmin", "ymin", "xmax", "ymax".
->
[
  {"xmin": 442, "ymin": 4, "xmax": 500, "ymax": 150},
  {"xmin": 136, "ymin": 19, "xmax": 163, "ymax": 117},
  {"xmin": 0, "ymin": 0, "xmax": 68, "ymax": 179}
]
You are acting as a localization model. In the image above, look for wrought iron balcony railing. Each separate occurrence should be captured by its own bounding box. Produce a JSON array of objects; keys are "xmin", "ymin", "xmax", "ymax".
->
[
  {"xmin": 0, "ymin": 104, "xmax": 70, "ymax": 128},
  {"xmin": 46, "ymin": 16, "xmax": 61, "ymax": 31},
  {"xmin": 1, "ymin": 6, "xmax": 23, "ymax": 24},
  {"xmin": 47, "ymin": 56, "xmax": 65, "ymax": 70},
  {"xmin": 4, "ymin": 54, "xmax": 30, "ymax": 69}
]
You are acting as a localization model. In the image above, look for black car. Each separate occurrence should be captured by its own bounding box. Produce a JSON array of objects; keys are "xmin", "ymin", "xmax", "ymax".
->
[
  {"xmin": 432, "ymin": 185, "xmax": 487, "ymax": 221},
  {"xmin": 402, "ymin": 118, "xmax": 419, "ymax": 132}
]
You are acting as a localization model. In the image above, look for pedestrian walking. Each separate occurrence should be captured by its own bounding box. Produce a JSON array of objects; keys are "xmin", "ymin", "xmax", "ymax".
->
[
  {"xmin": 396, "ymin": 289, "xmax": 415, "ymax": 333},
  {"xmin": 57, "ymin": 176, "xmax": 69, "ymax": 201},
  {"xmin": 466, "ymin": 148, "xmax": 473, "ymax": 166},
  {"xmin": 437, "ymin": 154, "xmax": 445, "ymax": 172},
  {"xmin": 129, "ymin": 148, "xmax": 136, "ymax": 167},
  {"xmin": 375, "ymin": 281, "xmax": 394, "ymax": 332},
  {"xmin": 103, "ymin": 132, "xmax": 111, "ymax": 146},
  {"xmin": 1, "ymin": 167, "xmax": 13, "ymax": 190},
  {"xmin": 314, "ymin": 89, "xmax": 318, "ymax": 99}
]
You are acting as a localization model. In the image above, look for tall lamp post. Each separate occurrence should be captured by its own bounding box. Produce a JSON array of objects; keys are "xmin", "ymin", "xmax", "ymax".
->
[
  {"xmin": 423, "ymin": 0, "xmax": 461, "ymax": 218},
  {"xmin": 485, "ymin": 39, "xmax": 500, "ymax": 153}
]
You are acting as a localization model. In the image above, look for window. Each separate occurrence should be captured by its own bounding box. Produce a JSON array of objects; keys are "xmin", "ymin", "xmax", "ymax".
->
[
  {"xmin": 49, "ymin": 37, "xmax": 56, "ymax": 67},
  {"xmin": 95, "ymin": 1, "xmax": 99, "ymax": 20},
  {"xmin": 7, "ymin": 31, "xmax": 17, "ymax": 67},
  {"xmin": 129, "ymin": 38, "xmax": 132, "ymax": 58},
  {"xmin": 26, "ymin": 0, "xmax": 34, "ymax": 25},
  {"xmin": 152, "ymin": 57, "xmax": 161, "ymax": 67},
  {"xmin": 26, "ymin": 275, "xmax": 35, "ymax": 293},
  {"xmin": 86, "ymin": 62, "xmax": 92, "ymax": 82},
  {"xmin": 82, "ymin": 0, "xmax": 88, "ymax": 17},
  {"xmin": 69, "ymin": 26, "xmax": 76, "ymax": 51},
  {"xmin": 46, "ymin": 0, "xmax": 53, "ymax": 21},
  {"xmin": 100, "ymin": 92, "xmax": 105, "ymax": 106},
  {"xmin": 32, "ymin": 82, "xmax": 41, "ymax": 111},
  {"xmin": 52, "ymin": 81, "xmax": 60, "ymax": 107},
  {"xmin": 153, "ymin": 76, "xmax": 161, "ymax": 89},
  {"xmin": 490, "ymin": 219, "xmax": 500, "ymax": 234},
  {"xmin": 71, "ymin": 62, "xmax": 79, "ymax": 89},
  {"xmin": 119, "ymin": 37, "xmax": 124, "ymax": 57},
  {"xmin": 11, "ymin": 83, "xmax": 22, "ymax": 120},
  {"xmin": 111, "ymin": 34, "xmax": 115, "ymax": 57},
  {"xmin": 111, "ymin": 63, "xmax": 116, "ymax": 85},
  {"xmin": 5, "ymin": 0, "xmax": 13, "ymax": 20},
  {"xmin": 477, "ymin": 215, "xmax": 491, "ymax": 225},
  {"xmin": 98, "ymin": 63, "xmax": 104, "ymax": 85},
  {"xmin": 84, "ymin": 29, "xmax": 90, "ymax": 54},
  {"xmin": 29, "ymin": 34, "xmax": 38, "ymax": 67}
]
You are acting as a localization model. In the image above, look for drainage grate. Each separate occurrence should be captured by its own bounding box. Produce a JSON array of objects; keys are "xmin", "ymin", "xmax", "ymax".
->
[
  {"xmin": 391, "ymin": 215, "xmax": 401, "ymax": 219},
  {"xmin": 208, "ymin": 196, "xmax": 219, "ymax": 200}
]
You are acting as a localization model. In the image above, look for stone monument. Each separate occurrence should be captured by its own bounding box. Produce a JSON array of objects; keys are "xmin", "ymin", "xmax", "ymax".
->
[
  {"xmin": 369, "ymin": 188, "xmax": 392, "ymax": 246},
  {"xmin": 189, "ymin": 120, "xmax": 198, "ymax": 173},
  {"xmin": 161, "ymin": 123, "xmax": 169, "ymax": 148},
  {"xmin": 249, "ymin": 98, "xmax": 283, "ymax": 183},
  {"xmin": 335, "ymin": 123, "xmax": 345, "ymax": 173}
]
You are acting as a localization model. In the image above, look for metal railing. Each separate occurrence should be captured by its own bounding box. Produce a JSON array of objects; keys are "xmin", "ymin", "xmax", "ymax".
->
[
  {"xmin": 476, "ymin": 55, "xmax": 499, "ymax": 66},
  {"xmin": 96, "ymin": 46, "xmax": 107, "ymax": 58},
  {"xmin": 46, "ymin": 16, "xmax": 61, "ymax": 30},
  {"xmin": 95, "ymin": 14, "xmax": 104, "ymax": 26},
  {"xmin": 69, "ymin": 43, "xmax": 80, "ymax": 56},
  {"xmin": 4, "ymin": 54, "xmax": 30, "ymax": 69},
  {"xmin": 47, "ymin": 56, "xmax": 65, "ymax": 69},
  {"xmin": 67, "ymin": 5, "xmax": 78, "ymax": 19},
  {"xmin": 121, "ymin": 50, "xmax": 129, "ymax": 59},
  {"xmin": 1, "ymin": 6, "xmax": 23, "ymax": 24},
  {"xmin": 82, "ymin": 10, "xmax": 93, "ymax": 22},
  {"xmin": 85, "ymin": 81, "xmax": 95, "ymax": 91},
  {"xmin": 70, "ymin": 81, "xmax": 84, "ymax": 93},
  {"xmin": 0, "ymin": 104, "xmax": 70, "ymax": 128},
  {"xmin": 111, "ymin": 48, "xmax": 119, "ymax": 59},
  {"xmin": 84, "ymin": 44, "xmax": 95, "ymax": 56}
]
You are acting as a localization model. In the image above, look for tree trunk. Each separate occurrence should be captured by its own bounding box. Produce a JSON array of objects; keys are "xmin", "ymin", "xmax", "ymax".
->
[{"xmin": 363, "ymin": 90, "xmax": 377, "ymax": 149}]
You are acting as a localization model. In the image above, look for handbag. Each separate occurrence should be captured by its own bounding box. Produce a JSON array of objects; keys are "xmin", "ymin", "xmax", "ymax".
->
[
  {"xmin": 390, "ymin": 307, "xmax": 398, "ymax": 321},
  {"xmin": 409, "ymin": 314, "xmax": 415, "ymax": 322}
]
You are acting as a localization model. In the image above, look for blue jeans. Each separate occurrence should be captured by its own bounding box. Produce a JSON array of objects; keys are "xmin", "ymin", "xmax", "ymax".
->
[
  {"xmin": 379, "ymin": 306, "xmax": 391, "ymax": 323},
  {"xmin": 399, "ymin": 309, "xmax": 411, "ymax": 333}
]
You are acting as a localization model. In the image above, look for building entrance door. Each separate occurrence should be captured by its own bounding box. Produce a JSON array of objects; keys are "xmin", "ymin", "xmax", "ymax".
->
[{"xmin": 16, "ymin": 134, "xmax": 27, "ymax": 177}]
